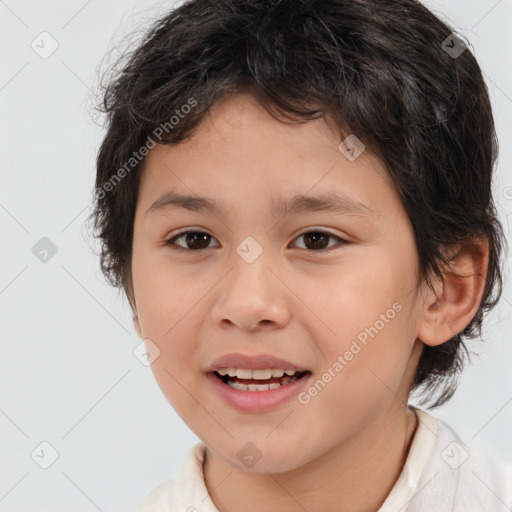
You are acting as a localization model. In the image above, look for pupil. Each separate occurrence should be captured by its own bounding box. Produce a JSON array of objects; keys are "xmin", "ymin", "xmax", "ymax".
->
[
  {"xmin": 187, "ymin": 232, "xmax": 210, "ymax": 249},
  {"xmin": 305, "ymin": 232, "xmax": 328, "ymax": 250}
]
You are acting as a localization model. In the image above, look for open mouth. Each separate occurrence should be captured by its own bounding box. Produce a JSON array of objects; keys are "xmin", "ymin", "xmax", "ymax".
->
[{"xmin": 212, "ymin": 369, "xmax": 311, "ymax": 391}]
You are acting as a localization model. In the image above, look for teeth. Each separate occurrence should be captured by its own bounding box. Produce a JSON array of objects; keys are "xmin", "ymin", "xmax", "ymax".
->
[
  {"xmin": 235, "ymin": 368, "xmax": 252, "ymax": 379},
  {"xmin": 249, "ymin": 369, "xmax": 270, "ymax": 379},
  {"xmin": 216, "ymin": 368, "xmax": 299, "ymax": 379},
  {"xmin": 227, "ymin": 381, "xmax": 284, "ymax": 391}
]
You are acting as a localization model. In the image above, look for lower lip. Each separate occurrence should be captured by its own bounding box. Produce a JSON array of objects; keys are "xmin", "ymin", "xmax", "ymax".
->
[{"xmin": 206, "ymin": 372, "xmax": 312, "ymax": 413}]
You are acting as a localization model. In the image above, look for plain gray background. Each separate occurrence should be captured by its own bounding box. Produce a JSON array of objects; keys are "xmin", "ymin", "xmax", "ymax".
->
[{"xmin": 1, "ymin": 0, "xmax": 511, "ymax": 510}]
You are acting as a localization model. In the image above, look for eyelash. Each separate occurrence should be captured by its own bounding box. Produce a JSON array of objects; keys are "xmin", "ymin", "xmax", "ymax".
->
[{"xmin": 164, "ymin": 229, "xmax": 349, "ymax": 253}]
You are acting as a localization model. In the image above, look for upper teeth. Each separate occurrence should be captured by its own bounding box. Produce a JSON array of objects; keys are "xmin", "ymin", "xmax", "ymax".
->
[{"xmin": 216, "ymin": 368, "xmax": 299, "ymax": 379}]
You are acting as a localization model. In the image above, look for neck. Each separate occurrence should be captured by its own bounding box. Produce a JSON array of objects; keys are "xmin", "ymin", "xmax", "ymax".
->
[{"xmin": 203, "ymin": 404, "xmax": 419, "ymax": 512}]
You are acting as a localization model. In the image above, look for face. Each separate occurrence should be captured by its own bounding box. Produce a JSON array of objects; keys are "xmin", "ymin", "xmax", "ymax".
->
[{"xmin": 130, "ymin": 93, "xmax": 425, "ymax": 473}]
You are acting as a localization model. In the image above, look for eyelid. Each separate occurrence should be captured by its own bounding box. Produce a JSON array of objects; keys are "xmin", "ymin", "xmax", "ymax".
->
[{"xmin": 294, "ymin": 226, "xmax": 345, "ymax": 238}]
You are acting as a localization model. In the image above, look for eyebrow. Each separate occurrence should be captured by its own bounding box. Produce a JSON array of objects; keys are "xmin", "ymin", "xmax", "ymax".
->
[{"xmin": 146, "ymin": 190, "xmax": 377, "ymax": 218}]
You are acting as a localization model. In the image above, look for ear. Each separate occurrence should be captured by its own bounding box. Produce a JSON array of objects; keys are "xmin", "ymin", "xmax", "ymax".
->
[
  {"xmin": 125, "ymin": 282, "xmax": 142, "ymax": 338},
  {"xmin": 416, "ymin": 238, "xmax": 489, "ymax": 347},
  {"xmin": 132, "ymin": 312, "xmax": 143, "ymax": 339}
]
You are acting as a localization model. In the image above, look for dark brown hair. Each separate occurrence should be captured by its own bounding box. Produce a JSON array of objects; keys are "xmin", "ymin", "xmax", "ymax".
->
[{"xmin": 88, "ymin": 0, "xmax": 507, "ymax": 408}]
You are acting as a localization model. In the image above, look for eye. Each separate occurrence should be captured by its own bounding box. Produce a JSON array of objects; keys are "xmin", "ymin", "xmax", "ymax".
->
[
  {"xmin": 165, "ymin": 229, "xmax": 349, "ymax": 252},
  {"xmin": 291, "ymin": 229, "xmax": 349, "ymax": 252},
  {"xmin": 165, "ymin": 230, "xmax": 219, "ymax": 251}
]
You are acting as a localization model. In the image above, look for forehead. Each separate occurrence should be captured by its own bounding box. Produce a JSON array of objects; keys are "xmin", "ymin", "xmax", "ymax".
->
[{"xmin": 138, "ymin": 93, "xmax": 402, "ymax": 223}]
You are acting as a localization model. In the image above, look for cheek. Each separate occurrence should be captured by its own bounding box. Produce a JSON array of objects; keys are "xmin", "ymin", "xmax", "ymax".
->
[
  {"xmin": 137, "ymin": 280, "xmax": 206, "ymax": 421},
  {"xmin": 305, "ymin": 248, "xmax": 411, "ymax": 339},
  {"xmin": 308, "ymin": 249, "xmax": 417, "ymax": 393},
  {"xmin": 133, "ymin": 250, "xmax": 202, "ymax": 333},
  {"xmin": 132, "ymin": 256, "xmax": 205, "ymax": 383},
  {"xmin": 299, "ymin": 310, "xmax": 415, "ymax": 444}
]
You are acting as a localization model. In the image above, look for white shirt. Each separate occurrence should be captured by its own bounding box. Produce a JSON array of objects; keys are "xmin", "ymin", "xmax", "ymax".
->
[{"xmin": 138, "ymin": 407, "xmax": 512, "ymax": 511}]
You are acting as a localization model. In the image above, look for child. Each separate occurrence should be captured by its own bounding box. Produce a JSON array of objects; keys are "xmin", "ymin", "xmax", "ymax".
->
[{"xmin": 89, "ymin": 0, "xmax": 512, "ymax": 510}]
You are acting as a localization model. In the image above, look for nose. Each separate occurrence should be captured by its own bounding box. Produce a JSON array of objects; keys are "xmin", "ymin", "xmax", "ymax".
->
[{"xmin": 210, "ymin": 250, "xmax": 291, "ymax": 331}]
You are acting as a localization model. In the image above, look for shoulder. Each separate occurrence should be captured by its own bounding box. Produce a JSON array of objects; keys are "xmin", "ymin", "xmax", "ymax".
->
[
  {"xmin": 138, "ymin": 478, "xmax": 176, "ymax": 512},
  {"xmin": 137, "ymin": 442, "xmax": 212, "ymax": 512},
  {"xmin": 412, "ymin": 408, "xmax": 512, "ymax": 511}
]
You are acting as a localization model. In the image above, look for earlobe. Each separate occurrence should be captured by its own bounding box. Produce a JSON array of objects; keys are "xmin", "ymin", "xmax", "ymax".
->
[{"xmin": 416, "ymin": 239, "xmax": 489, "ymax": 347}]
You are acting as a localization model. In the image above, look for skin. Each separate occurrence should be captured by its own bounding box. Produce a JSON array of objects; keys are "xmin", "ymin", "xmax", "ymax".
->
[{"xmin": 130, "ymin": 93, "xmax": 489, "ymax": 512}]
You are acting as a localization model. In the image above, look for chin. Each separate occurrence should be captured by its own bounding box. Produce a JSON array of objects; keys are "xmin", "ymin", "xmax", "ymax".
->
[{"xmin": 213, "ymin": 439, "xmax": 312, "ymax": 474}]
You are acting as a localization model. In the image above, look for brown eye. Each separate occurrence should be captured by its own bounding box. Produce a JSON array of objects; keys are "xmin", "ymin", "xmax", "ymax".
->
[
  {"xmin": 292, "ymin": 230, "xmax": 348, "ymax": 252},
  {"xmin": 165, "ymin": 229, "xmax": 349, "ymax": 253},
  {"xmin": 166, "ymin": 231, "xmax": 217, "ymax": 251}
]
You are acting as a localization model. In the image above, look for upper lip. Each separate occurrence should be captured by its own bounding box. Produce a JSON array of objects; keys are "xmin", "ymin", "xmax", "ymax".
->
[{"xmin": 207, "ymin": 353, "xmax": 309, "ymax": 372}]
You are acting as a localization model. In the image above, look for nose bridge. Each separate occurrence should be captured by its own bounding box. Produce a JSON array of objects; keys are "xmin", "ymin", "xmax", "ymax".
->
[
  {"xmin": 230, "ymin": 234, "xmax": 276, "ymax": 295},
  {"xmin": 235, "ymin": 234, "xmax": 268, "ymax": 269},
  {"xmin": 211, "ymin": 235, "xmax": 290, "ymax": 329}
]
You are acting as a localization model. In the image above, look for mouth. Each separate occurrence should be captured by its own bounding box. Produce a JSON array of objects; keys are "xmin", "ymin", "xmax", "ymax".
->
[
  {"xmin": 205, "ymin": 353, "xmax": 313, "ymax": 412},
  {"xmin": 212, "ymin": 368, "xmax": 311, "ymax": 391},
  {"xmin": 206, "ymin": 367, "xmax": 312, "ymax": 412}
]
